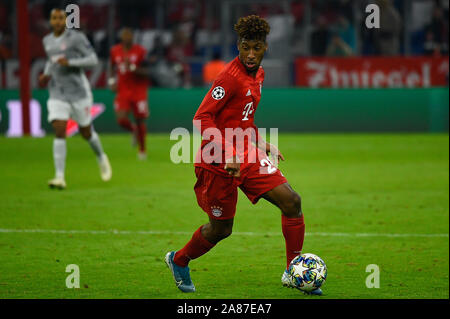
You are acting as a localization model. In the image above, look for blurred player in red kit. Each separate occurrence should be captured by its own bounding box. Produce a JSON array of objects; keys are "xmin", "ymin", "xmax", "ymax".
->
[
  {"xmin": 109, "ymin": 28, "xmax": 150, "ymax": 160},
  {"xmin": 165, "ymin": 15, "xmax": 321, "ymax": 295}
]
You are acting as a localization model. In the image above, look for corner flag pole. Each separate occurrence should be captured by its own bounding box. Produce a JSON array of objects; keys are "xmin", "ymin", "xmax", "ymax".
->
[{"xmin": 17, "ymin": 0, "xmax": 31, "ymax": 136}]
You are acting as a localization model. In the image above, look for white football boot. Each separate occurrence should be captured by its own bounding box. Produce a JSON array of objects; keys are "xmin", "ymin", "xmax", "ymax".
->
[
  {"xmin": 281, "ymin": 270, "xmax": 295, "ymax": 288},
  {"xmin": 137, "ymin": 151, "xmax": 147, "ymax": 161},
  {"xmin": 48, "ymin": 177, "xmax": 66, "ymax": 190},
  {"xmin": 98, "ymin": 154, "xmax": 112, "ymax": 181}
]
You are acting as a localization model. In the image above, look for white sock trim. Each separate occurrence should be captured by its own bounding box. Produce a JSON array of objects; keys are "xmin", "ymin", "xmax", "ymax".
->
[
  {"xmin": 88, "ymin": 131, "xmax": 104, "ymax": 159},
  {"xmin": 53, "ymin": 138, "xmax": 66, "ymax": 179}
]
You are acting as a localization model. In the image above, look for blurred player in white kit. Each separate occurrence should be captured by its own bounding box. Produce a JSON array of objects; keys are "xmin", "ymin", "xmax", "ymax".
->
[{"xmin": 39, "ymin": 8, "xmax": 112, "ymax": 189}]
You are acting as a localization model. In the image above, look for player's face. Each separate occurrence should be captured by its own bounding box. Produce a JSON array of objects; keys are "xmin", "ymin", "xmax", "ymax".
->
[
  {"xmin": 50, "ymin": 10, "xmax": 66, "ymax": 34},
  {"xmin": 238, "ymin": 38, "xmax": 267, "ymax": 73},
  {"xmin": 120, "ymin": 29, "xmax": 134, "ymax": 47}
]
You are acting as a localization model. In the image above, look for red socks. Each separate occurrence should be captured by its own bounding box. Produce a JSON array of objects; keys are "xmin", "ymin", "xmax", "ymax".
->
[
  {"xmin": 173, "ymin": 226, "xmax": 216, "ymax": 267},
  {"xmin": 117, "ymin": 118, "xmax": 146, "ymax": 153},
  {"xmin": 281, "ymin": 214, "xmax": 305, "ymax": 270},
  {"xmin": 117, "ymin": 117, "xmax": 135, "ymax": 132},
  {"xmin": 136, "ymin": 122, "xmax": 146, "ymax": 153},
  {"xmin": 173, "ymin": 217, "xmax": 304, "ymax": 270}
]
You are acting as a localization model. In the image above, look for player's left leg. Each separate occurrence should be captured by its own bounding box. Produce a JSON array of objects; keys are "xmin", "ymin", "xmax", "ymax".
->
[
  {"xmin": 134, "ymin": 118, "xmax": 147, "ymax": 160},
  {"xmin": 240, "ymin": 152, "xmax": 321, "ymax": 294},
  {"xmin": 132, "ymin": 99, "xmax": 149, "ymax": 160},
  {"xmin": 79, "ymin": 125, "xmax": 112, "ymax": 181},
  {"xmin": 72, "ymin": 97, "xmax": 112, "ymax": 181},
  {"xmin": 174, "ymin": 217, "xmax": 234, "ymax": 267},
  {"xmin": 261, "ymin": 183, "xmax": 322, "ymax": 295},
  {"xmin": 261, "ymin": 183, "xmax": 304, "ymax": 270},
  {"xmin": 49, "ymin": 119, "xmax": 68, "ymax": 189},
  {"xmin": 239, "ymin": 155, "xmax": 303, "ymax": 270}
]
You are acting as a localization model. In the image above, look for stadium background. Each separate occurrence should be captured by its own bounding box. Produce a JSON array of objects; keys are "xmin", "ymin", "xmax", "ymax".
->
[
  {"xmin": 0, "ymin": 0, "xmax": 448, "ymax": 135},
  {"xmin": 0, "ymin": 0, "xmax": 449, "ymax": 300}
]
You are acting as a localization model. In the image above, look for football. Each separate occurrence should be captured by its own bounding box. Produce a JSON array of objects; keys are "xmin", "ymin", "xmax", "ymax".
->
[{"xmin": 288, "ymin": 253, "xmax": 327, "ymax": 292}]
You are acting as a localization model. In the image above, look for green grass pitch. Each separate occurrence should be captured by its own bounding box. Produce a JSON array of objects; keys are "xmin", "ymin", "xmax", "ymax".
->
[{"xmin": 0, "ymin": 133, "xmax": 448, "ymax": 299}]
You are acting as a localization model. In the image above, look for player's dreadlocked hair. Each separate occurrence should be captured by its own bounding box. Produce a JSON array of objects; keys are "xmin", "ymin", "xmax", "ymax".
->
[{"xmin": 234, "ymin": 15, "xmax": 270, "ymax": 42}]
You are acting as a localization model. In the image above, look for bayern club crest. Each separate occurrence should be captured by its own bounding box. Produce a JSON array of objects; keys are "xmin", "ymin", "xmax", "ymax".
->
[
  {"xmin": 211, "ymin": 206, "xmax": 223, "ymax": 217},
  {"xmin": 211, "ymin": 86, "xmax": 225, "ymax": 100}
]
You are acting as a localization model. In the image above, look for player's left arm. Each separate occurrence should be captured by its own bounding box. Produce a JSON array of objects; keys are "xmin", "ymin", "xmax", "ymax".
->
[
  {"xmin": 252, "ymin": 71, "xmax": 284, "ymax": 162},
  {"xmin": 131, "ymin": 48, "xmax": 151, "ymax": 78},
  {"xmin": 60, "ymin": 32, "xmax": 98, "ymax": 68},
  {"xmin": 132, "ymin": 60, "xmax": 151, "ymax": 78},
  {"xmin": 252, "ymin": 123, "xmax": 285, "ymax": 162}
]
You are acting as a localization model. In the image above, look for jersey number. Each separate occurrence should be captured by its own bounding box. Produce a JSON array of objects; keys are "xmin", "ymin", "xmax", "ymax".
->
[
  {"xmin": 137, "ymin": 101, "xmax": 148, "ymax": 114},
  {"xmin": 260, "ymin": 157, "xmax": 277, "ymax": 174}
]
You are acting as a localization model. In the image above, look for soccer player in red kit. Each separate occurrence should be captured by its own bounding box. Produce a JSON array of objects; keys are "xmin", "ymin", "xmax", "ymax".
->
[
  {"xmin": 165, "ymin": 15, "xmax": 321, "ymax": 295},
  {"xmin": 109, "ymin": 28, "xmax": 150, "ymax": 160}
]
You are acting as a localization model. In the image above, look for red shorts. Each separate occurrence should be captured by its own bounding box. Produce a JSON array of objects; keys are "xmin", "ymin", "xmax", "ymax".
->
[
  {"xmin": 194, "ymin": 158, "xmax": 288, "ymax": 220},
  {"xmin": 114, "ymin": 94, "xmax": 149, "ymax": 119}
]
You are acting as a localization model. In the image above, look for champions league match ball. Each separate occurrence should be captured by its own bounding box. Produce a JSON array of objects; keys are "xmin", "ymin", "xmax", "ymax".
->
[{"xmin": 288, "ymin": 253, "xmax": 327, "ymax": 292}]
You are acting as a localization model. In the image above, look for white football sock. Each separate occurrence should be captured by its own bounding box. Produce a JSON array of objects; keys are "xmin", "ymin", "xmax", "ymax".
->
[
  {"xmin": 88, "ymin": 131, "xmax": 105, "ymax": 160},
  {"xmin": 53, "ymin": 138, "xmax": 66, "ymax": 179}
]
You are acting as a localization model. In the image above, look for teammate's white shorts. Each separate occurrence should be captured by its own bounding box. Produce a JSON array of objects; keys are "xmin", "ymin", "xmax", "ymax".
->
[{"xmin": 47, "ymin": 97, "xmax": 93, "ymax": 127}]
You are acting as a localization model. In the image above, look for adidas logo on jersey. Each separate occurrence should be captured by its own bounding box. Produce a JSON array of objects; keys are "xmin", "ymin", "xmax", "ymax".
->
[{"xmin": 246, "ymin": 89, "xmax": 251, "ymax": 96}]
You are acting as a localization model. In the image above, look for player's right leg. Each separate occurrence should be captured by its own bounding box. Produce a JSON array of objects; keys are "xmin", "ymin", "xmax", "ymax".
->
[
  {"xmin": 79, "ymin": 125, "xmax": 112, "ymax": 182},
  {"xmin": 71, "ymin": 97, "xmax": 112, "ymax": 182},
  {"xmin": 47, "ymin": 99, "xmax": 70, "ymax": 189},
  {"xmin": 114, "ymin": 98, "xmax": 136, "ymax": 146},
  {"xmin": 165, "ymin": 167, "xmax": 237, "ymax": 292},
  {"xmin": 165, "ymin": 218, "xmax": 233, "ymax": 293}
]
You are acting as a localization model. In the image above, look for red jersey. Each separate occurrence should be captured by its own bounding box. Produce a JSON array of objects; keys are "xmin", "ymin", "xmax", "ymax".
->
[
  {"xmin": 194, "ymin": 56, "xmax": 265, "ymax": 176},
  {"xmin": 110, "ymin": 44, "xmax": 149, "ymax": 99}
]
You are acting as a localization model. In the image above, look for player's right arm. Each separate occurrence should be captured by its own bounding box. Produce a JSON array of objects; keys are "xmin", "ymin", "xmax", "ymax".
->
[
  {"xmin": 39, "ymin": 37, "xmax": 51, "ymax": 87},
  {"xmin": 39, "ymin": 61, "xmax": 51, "ymax": 87},
  {"xmin": 193, "ymin": 74, "xmax": 240, "ymax": 176},
  {"xmin": 107, "ymin": 49, "xmax": 117, "ymax": 91}
]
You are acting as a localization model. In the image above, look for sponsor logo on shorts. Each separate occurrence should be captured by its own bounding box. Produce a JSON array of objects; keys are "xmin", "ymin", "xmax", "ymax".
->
[{"xmin": 211, "ymin": 205, "xmax": 223, "ymax": 217}]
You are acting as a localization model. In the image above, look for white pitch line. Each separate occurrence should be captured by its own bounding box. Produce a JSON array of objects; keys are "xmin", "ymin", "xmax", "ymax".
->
[{"xmin": 0, "ymin": 228, "xmax": 448, "ymax": 238}]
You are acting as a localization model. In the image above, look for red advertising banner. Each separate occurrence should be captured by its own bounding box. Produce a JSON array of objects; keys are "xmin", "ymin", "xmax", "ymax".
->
[{"xmin": 295, "ymin": 56, "xmax": 449, "ymax": 88}]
